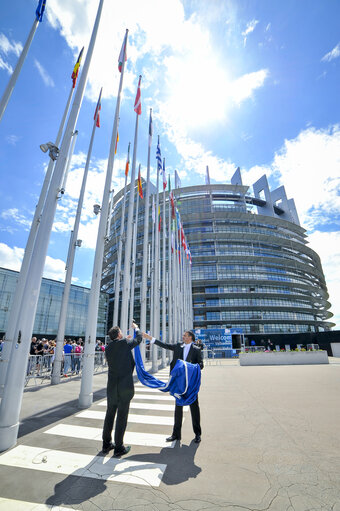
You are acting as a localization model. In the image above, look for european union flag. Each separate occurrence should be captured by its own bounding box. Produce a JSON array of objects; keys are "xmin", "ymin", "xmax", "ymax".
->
[{"xmin": 36, "ymin": 0, "xmax": 46, "ymax": 22}]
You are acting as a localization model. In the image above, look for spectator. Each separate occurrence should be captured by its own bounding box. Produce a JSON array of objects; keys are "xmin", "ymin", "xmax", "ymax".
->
[
  {"xmin": 63, "ymin": 339, "xmax": 73, "ymax": 376},
  {"xmin": 74, "ymin": 340, "xmax": 82, "ymax": 375}
]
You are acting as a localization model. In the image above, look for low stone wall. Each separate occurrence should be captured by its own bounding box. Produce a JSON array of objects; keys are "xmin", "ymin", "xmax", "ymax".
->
[
  {"xmin": 331, "ymin": 343, "xmax": 340, "ymax": 357},
  {"xmin": 239, "ymin": 351, "xmax": 329, "ymax": 366}
]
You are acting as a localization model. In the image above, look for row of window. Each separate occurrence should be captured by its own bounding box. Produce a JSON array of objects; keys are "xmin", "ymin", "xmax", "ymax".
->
[
  {"xmin": 201, "ymin": 311, "xmax": 317, "ymax": 321},
  {"xmin": 194, "ymin": 298, "xmax": 314, "ymax": 309}
]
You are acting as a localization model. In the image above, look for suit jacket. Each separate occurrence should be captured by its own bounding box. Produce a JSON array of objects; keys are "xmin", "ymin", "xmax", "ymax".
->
[
  {"xmin": 154, "ymin": 340, "xmax": 204, "ymax": 372},
  {"xmin": 105, "ymin": 330, "xmax": 142, "ymax": 404}
]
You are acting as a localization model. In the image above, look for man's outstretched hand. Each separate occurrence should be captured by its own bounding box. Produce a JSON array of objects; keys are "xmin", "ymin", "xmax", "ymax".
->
[{"xmin": 142, "ymin": 332, "xmax": 152, "ymax": 341}]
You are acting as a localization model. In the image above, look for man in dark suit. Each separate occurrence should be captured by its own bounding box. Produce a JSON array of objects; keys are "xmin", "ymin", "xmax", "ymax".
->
[
  {"xmin": 143, "ymin": 330, "xmax": 203, "ymax": 444},
  {"xmin": 102, "ymin": 322, "xmax": 142, "ymax": 456}
]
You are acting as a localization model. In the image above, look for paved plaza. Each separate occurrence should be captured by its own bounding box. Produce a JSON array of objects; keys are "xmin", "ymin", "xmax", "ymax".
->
[{"xmin": 0, "ymin": 358, "xmax": 340, "ymax": 510}]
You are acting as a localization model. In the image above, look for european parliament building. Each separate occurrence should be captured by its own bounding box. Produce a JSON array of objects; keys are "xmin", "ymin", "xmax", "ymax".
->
[
  {"xmin": 0, "ymin": 267, "xmax": 108, "ymax": 340},
  {"xmin": 102, "ymin": 168, "xmax": 334, "ymax": 337}
]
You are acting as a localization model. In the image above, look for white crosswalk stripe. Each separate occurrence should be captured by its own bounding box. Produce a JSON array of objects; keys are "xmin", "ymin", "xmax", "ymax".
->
[
  {"xmin": 133, "ymin": 393, "xmax": 174, "ymax": 401},
  {"xmin": 0, "ymin": 445, "xmax": 166, "ymax": 487},
  {"xmin": 0, "ymin": 497, "xmax": 71, "ymax": 510},
  {"xmin": 45, "ymin": 424, "xmax": 176, "ymax": 448},
  {"xmin": 76, "ymin": 410, "xmax": 175, "ymax": 425},
  {"xmin": 97, "ymin": 399, "xmax": 176, "ymax": 411}
]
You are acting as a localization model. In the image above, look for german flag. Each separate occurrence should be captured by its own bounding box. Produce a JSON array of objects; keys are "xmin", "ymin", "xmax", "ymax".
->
[{"xmin": 138, "ymin": 166, "xmax": 143, "ymax": 199}]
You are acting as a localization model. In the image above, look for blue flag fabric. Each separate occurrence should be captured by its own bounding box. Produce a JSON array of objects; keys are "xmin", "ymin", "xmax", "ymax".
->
[
  {"xmin": 134, "ymin": 344, "xmax": 201, "ymax": 406},
  {"xmin": 36, "ymin": 0, "xmax": 46, "ymax": 22}
]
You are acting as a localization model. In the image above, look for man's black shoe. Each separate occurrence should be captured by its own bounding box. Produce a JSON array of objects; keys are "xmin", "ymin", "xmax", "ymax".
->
[
  {"xmin": 194, "ymin": 435, "xmax": 201, "ymax": 443},
  {"xmin": 114, "ymin": 445, "xmax": 131, "ymax": 457},
  {"xmin": 166, "ymin": 435, "xmax": 180, "ymax": 442},
  {"xmin": 102, "ymin": 442, "xmax": 115, "ymax": 454}
]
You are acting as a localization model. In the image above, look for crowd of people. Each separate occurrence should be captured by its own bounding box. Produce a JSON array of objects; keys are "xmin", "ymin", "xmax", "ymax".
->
[{"xmin": 27, "ymin": 336, "xmax": 106, "ymax": 378}]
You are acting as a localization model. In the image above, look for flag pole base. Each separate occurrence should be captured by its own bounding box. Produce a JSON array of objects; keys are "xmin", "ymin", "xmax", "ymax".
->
[
  {"xmin": 78, "ymin": 392, "xmax": 93, "ymax": 409},
  {"xmin": 0, "ymin": 422, "xmax": 19, "ymax": 452}
]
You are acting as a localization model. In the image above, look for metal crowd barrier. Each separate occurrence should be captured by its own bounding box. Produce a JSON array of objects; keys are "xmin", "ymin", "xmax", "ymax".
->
[
  {"xmin": 202, "ymin": 348, "xmax": 242, "ymax": 365},
  {"xmin": 24, "ymin": 352, "xmax": 107, "ymax": 387}
]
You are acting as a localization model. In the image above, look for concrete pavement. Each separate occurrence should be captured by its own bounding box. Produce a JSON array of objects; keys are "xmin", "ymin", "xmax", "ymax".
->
[{"xmin": 0, "ymin": 358, "xmax": 340, "ymax": 510}]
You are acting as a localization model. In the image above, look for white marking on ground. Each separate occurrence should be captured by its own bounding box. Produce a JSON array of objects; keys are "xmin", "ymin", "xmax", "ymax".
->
[
  {"xmin": 44, "ymin": 424, "xmax": 175, "ymax": 448},
  {"xmin": 76, "ymin": 410, "xmax": 175, "ymax": 425},
  {"xmin": 0, "ymin": 445, "xmax": 166, "ymax": 486}
]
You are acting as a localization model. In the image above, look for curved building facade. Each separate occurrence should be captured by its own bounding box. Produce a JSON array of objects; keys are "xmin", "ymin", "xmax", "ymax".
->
[{"xmin": 102, "ymin": 170, "xmax": 334, "ymax": 335}]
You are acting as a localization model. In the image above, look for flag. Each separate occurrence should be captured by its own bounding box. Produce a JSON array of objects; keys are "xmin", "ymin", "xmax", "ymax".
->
[
  {"xmin": 148, "ymin": 109, "xmax": 153, "ymax": 147},
  {"xmin": 93, "ymin": 87, "xmax": 102, "ymax": 128},
  {"xmin": 115, "ymin": 131, "xmax": 119, "ymax": 154},
  {"xmin": 168, "ymin": 175, "xmax": 175, "ymax": 219},
  {"xmin": 71, "ymin": 47, "xmax": 84, "ymax": 89},
  {"xmin": 134, "ymin": 75, "xmax": 142, "ymax": 115},
  {"xmin": 175, "ymin": 169, "xmax": 181, "ymax": 189},
  {"xmin": 36, "ymin": 0, "xmax": 46, "ymax": 22},
  {"xmin": 138, "ymin": 166, "xmax": 143, "ymax": 199},
  {"xmin": 156, "ymin": 136, "xmax": 162, "ymax": 173},
  {"xmin": 205, "ymin": 165, "xmax": 211, "ymax": 185},
  {"xmin": 162, "ymin": 158, "xmax": 167, "ymax": 190},
  {"xmin": 125, "ymin": 142, "xmax": 131, "ymax": 177},
  {"xmin": 118, "ymin": 31, "xmax": 128, "ymax": 72}
]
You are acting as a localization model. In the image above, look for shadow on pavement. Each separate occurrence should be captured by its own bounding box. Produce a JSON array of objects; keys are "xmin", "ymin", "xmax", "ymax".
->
[
  {"xmin": 18, "ymin": 388, "xmax": 106, "ymax": 439},
  {"xmin": 129, "ymin": 439, "xmax": 201, "ymax": 485}
]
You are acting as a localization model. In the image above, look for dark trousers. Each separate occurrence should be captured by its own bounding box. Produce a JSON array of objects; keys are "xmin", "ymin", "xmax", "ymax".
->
[
  {"xmin": 173, "ymin": 397, "xmax": 201, "ymax": 439},
  {"xmin": 102, "ymin": 398, "xmax": 130, "ymax": 449}
]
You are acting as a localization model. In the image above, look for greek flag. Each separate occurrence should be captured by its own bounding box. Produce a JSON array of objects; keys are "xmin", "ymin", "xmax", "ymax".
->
[
  {"xmin": 134, "ymin": 345, "xmax": 201, "ymax": 406},
  {"xmin": 156, "ymin": 136, "xmax": 162, "ymax": 173}
]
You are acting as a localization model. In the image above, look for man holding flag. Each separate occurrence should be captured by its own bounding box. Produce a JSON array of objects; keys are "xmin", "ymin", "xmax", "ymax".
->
[{"xmin": 143, "ymin": 330, "xmax": 203, "ymax": 444}]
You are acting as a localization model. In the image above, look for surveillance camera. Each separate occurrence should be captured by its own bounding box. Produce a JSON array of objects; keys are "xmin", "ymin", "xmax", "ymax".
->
[{"xmin": 93, "ymin": 204, "xmax": 101, "ymax": 215}]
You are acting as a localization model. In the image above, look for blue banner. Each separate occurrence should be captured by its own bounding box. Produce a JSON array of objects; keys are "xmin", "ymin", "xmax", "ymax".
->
[{"xmin": 36, "ymin": 0, "xmax": 46, "ymax": 22}]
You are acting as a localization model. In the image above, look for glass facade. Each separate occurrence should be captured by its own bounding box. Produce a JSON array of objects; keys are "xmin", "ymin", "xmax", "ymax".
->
[
  {"xmin": 102, "ymin": 178, "xmax": 334, "ymax": 335},
  {"xmin": 0, "ymin": 268, "xmax": 108, "ymax": 338}
]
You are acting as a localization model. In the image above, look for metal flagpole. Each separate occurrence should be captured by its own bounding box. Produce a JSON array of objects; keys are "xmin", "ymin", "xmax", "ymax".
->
[
  {"xmin": 150, "ymin": 195, "xmax": 155, "ymax": 340},
  {"xmin": 128, "ymin": 174, "xmax": 140, "ymax": 332},
  {"xmin": 140, "ymin": 109, "xmax": 153, "ymax": 363},
  {"xmin": 161, "ymin": 159, "xmax": 167, "ymax": 367},
  {"xmin": 0, "ymin": 0, "xmax": 105, "ymax": 452},
  {"xmin": 168, "ymin": 177, "xmax": 172, "ymax": 345},
  {"xmin": 52, "ymin": 89, "xmax": 102, "ymax": 385},
  {"xmin": 113, "ymin": 143, "xmax": 130, "ymax": 326},
  {"xmin": 60, "ymin": 130, "xmax": 78, "ymax": 193},
  {"xmin": 78, "ymin": 29, "xmax": 128, "ymax": 409},
  {"xmin": 0, "ymin": 0, "xmax": 46, "ymax": 123},
  {"xmin": 0, "ymin": 82, "xmax": 75, "ymax": 395},
  {"xmin": 120, "ymin": 75, "xmax": 142, "ymax": 336},
  {"xmin": 152, "ymin": 137, "xmax": 161, "ymax": 371}
]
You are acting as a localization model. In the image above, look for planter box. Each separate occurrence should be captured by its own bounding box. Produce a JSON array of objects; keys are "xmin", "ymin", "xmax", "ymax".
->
[{"xmin": 239, "ymin": 351, "xmax": 329, "ymax": 366}]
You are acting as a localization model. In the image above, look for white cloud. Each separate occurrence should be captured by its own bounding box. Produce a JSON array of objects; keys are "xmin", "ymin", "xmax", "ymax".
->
[
  {"xmin": 34, "ymin": 59, "xmax": 55, "ymax": 87},
  {"xmin": 1, "ymin": 208, "xmax": 32, "ymax": 229},
  {"xmin": 242, "ymin": 19, "xmax": 259, "ymax": 45},
  {"xmin": 0, "ymin": 243, "xmax": 24, "ymax": 271},
  {"xmin": 321, "ymin": 42, "xmax": 340, "ymax": 62},
  {"xmin": 0, "ymin": 243, "xmax": 66, "ymax": 282},
  {"xmin": 5, "ymin": 134, "xmax": 20, "ymax": 146},
  {"xmin": 0, "ymin": 33, "xmax": 23, "ymax": 75}
]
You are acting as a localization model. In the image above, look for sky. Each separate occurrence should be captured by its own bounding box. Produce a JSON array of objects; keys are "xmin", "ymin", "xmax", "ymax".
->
[{"xmin": 0, "ymin": 0, "xmax": 339, "ymax": 329}]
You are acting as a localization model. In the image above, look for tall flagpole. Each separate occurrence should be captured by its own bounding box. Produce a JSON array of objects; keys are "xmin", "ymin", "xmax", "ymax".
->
[
  {"xmin": 78, "ymin": 29, "xmax": 128, "ymax": 409},
  {"xmin": 128, "ymin": 173, "xmax": 140, "ymax": 331},
  {"xmin": 0, "ymin": 0, "xmax": 47, "ymax": 123},
  {"xmin": 168, "ymin": 176, "xmax": 173, "ymax": 345},
  {"xmin": 152, "ymin": 137, "xmax": 161, "ymax": 371},
  {"xmin": 0, "ymin": 0, "xmax": 105, "ymax": 452},
  {"xmin": 51, "ymin": 88, "xmax": 102, "ymax": 385},
  {"xmin": 0, "ymin": 79, "xmax": 76, "ymax": 395},
  {"xmin": 113, "ymin": 143, "xmax": 130, "ymax": 326},
  {"xmin": 120, "ymin": 75, "xmax": 142, "ymax": 336},
  {"xmin": 140, "ymin": 109, "xmax": 152, "ymax": 363},
  {"xmin": 161, "ymin": 158, "xmax": 167, "ymax": 368}
]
